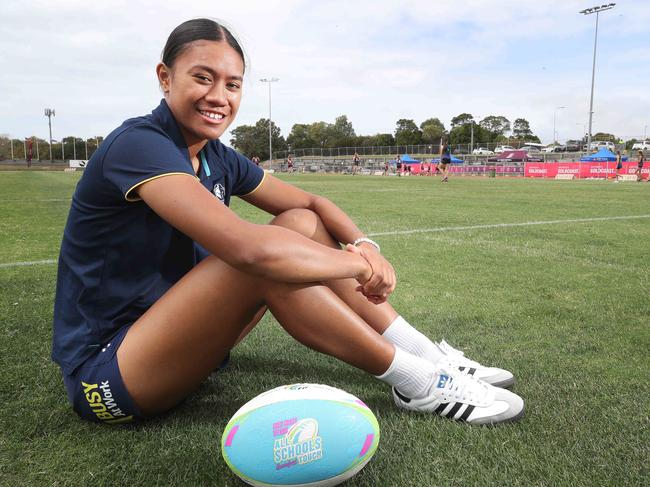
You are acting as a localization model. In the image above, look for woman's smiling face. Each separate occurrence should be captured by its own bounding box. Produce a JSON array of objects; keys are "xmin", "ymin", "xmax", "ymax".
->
[{"xmin": 157, "ymin": 40, "xmax": 244, "ymax": 147}]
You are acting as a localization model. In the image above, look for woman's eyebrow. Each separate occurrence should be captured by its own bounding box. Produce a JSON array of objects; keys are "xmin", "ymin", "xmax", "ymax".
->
[{"xmin": 191, "ymin": 64, "xmax": 243, "ymax": 81}]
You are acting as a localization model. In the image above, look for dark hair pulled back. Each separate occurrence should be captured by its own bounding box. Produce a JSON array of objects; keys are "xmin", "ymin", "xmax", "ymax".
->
[{"xmin": 162, "ymin": 18, "xmax": 245, "ymax": 72}]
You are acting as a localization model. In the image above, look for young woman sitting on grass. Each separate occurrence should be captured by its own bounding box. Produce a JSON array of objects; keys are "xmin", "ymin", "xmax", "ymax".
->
[{"xmin": 52, "ymin": 18, "xmax": 523, "ymax": 425}]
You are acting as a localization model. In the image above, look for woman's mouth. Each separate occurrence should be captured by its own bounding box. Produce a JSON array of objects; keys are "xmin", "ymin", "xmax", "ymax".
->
[{"xmin": 198, "ymin": 109, "xmax": 226, "ymax": 123}]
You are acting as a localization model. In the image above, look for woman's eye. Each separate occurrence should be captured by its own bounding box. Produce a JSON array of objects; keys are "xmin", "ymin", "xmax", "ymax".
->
[
  {"xmin": 228, "ymin": 82, "xmax": 241, "ymax": 90},
  {"xmin": 195, "ymin": 75, "xmax": 211, "ymax": 83}
]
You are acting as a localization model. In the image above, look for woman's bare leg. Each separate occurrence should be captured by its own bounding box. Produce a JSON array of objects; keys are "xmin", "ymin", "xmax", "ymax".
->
[
  {"xmin": 117, "ymin": 254, "xmax": 394, "ymax": 415},
  {"xmin": 270, "ymin": 209, "xmax": 398, "ymax": 333}
]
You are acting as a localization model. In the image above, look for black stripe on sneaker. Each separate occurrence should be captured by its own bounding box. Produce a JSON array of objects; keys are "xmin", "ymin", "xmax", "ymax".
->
[
  {"xmin": 433, "ymin": 402, "xmax": 448, "ymax": 415},
  {"xmin": 393, "ymin": 388, "xmax": 411, "ymax": 404},
  {"xmin": 446, "ymin": 402, "xmax": 463, "ymax": 419},
  {"xmin": 459, "ymin": 405, "xmax": 475, "ymax": 421},
  {"xmin": 468, "ymin": 367, "xmax": 477, "ymax": 375},
  {"xmin": 458, "ymin": 366, "xmax": 466, "ymax": 371}
]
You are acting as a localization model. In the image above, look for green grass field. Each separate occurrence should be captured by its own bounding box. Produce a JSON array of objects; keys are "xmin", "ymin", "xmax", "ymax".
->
[{"xmin": 1, "ymin": 172, "xmax": 648, "ymax": 486}]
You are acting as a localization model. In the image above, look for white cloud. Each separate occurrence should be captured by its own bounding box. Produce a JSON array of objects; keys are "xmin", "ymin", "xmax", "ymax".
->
[{"xmin": 1, "ymin": 0, "xmax": 648, "ymax": 144}]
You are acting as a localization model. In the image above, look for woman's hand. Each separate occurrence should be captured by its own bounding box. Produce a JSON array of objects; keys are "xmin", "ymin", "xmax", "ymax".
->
[{"xmin": 345, "ymin": 243, "xmax": 396, "ymax": 304}]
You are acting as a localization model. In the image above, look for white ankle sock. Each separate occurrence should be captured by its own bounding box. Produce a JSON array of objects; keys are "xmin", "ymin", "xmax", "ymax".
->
[
  {"xmin": 382, "ymin": 315, "xmax": 445, "ymax": 364},
  {"xmin": 375, "ymin": 347, "xmax": 436, "ymax": 398}
]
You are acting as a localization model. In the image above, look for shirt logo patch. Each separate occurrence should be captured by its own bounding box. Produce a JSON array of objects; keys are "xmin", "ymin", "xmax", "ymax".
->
[{"xmin": 213, "ymin": 183, "xmax": 225, "ymax": 202}]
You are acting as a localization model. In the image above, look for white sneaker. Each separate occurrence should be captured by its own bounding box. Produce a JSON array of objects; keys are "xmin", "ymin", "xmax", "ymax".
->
[
  {"xmin": 437, "ymin": 340, "xmax": 515, "ymax": 389},
  {"xmin": 392, "ymin": 367, "xmax": 524, "ymax": 425}
]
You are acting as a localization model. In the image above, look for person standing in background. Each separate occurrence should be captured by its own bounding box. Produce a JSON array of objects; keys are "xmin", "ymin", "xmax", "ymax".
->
[
  {"xmin": 636, "ymin": 150, "xmax": 645, "ymax": 182},
  {"xmin": 439, "ymin": 135, "xmax": 451, "ymax": 183},
  {"xmin": 614, "ymin": 150, "xmax": 623, "ymax": 182},
  {"xmin": 352, "ymin": 152, "xmax": 361, "ymax": 175}
]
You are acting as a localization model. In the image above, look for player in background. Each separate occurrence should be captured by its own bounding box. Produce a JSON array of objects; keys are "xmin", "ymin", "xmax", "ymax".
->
[
  {"xmin": 636, "ymin": 150, "xmax": 645, "ymax": 182},
  {"xmin": 251, "ymin": 155, "xmax": 260, "ymax": 166},
  {"xmin": 613, "ymin": 150, "xmax": 623, "ymax": 182},
  {"xmin": 352, "ymin": 152, "xmax": 361, "ymax": 175},
  {"xmin": 52, "ymin": 18, "xmax": 523, "ymax": 427},
  {"xmin": 286, "ymin": 154, "xmax": 294, "ymax": 174},
  {"xmin": 439, "ymin": 135, "xmax": 451, "ymax": 183}
]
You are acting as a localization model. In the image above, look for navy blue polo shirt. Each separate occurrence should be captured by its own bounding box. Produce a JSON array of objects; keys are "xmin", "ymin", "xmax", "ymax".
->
[{"xmin": 52, "ymin": 100, "xmax": 265, "ymax": 374}]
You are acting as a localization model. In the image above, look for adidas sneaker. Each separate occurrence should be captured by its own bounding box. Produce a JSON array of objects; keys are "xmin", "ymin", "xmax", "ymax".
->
[
  {"xmin": 437, "ymin": 340, "xmax": 515, "ymax": 389},
  {"xmin": 392, "ymin": 367, "xmax": 524, "ymax": 425}
]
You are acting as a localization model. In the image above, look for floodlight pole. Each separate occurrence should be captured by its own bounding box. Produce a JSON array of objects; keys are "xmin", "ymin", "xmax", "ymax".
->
[
  {"xmin": 553, "ymin": 106, "xmax": 566, "ymax": 144},
  {"xmin": 580, "ymin": 3, "xmax": 615, "ymax": 153},
  {"xmin": 44, "ymin": 108, "xmax": 55, "ymax": 161},
  {"xmin": 260, "ymin": 78, "xmax": 279, "ymax": 164}
]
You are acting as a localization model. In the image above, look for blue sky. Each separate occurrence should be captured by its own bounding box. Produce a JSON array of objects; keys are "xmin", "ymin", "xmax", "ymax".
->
[{"xmin": 2, "ymin": 0, "xmax": 649, "ymax": 145}]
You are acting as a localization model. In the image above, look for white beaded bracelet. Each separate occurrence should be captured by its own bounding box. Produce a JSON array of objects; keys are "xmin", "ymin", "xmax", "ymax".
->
[{"xmin": 352, "ymin": 237, "xmax": 380, "ymax": 253}]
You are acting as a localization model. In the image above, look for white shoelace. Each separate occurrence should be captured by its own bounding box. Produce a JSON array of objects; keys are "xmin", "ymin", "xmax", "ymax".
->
[
  {"xmin": 438, "ymin": 340, "xmax": 481, "ymax": 368},
  {"xmin": 435, "ymin": 366, "xmax": 490, "ymax": 405}
]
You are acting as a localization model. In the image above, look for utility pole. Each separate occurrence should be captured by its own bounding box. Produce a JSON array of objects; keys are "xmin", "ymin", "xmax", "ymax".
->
[
  {"xmin": 44, "ymin": 108, "xmax": 55, "ymax": 161},
  {"xmin": 259, "ymin": 78, "xmax": 279, "ymax": 163},
  {"xmin": 580, "ymin": 3, "xmax": 615, "ymax": 153}
]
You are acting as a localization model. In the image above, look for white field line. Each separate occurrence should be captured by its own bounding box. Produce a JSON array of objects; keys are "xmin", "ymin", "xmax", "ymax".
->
[
  {"xmin": 367, "ymin": 214, "xmax": 650, "ymax": 237},
  {"xmin": 1, "ymin": 214, "xmax": 649, "ymax": 269},
  {"xmin": 0, "ymin": 259, "xmax": 56, "ymax": 269}
]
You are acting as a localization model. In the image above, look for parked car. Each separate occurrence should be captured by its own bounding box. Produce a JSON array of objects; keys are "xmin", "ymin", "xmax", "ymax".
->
[
  {"xmin": 632, "ymin": 140, "xmax": 650, "ymax": 151},
  {"xmin": 494, "ymin": 145, "xmax": 515, "ymax": 153},
  {"xmin": 564, "ymin": 140, "xmax": 582, "ymax": 152},
  {"xmin": 552, "ymin": 145, "xmax": 567, "ymax": 153},
  {"xmin": 487, "ymin": 150, "xmax": 542, "ymax": 162},
  {"xmin": 541, "ymin": 145, "xmax": 558, "ymax": 153},
  {"xmin": 472, "ymin": 147, "xmax": 494, "ymax": 155},
  {"xmin": 520, "ymin": 145, "xmax": 542, "ymax": 153},
  {"xmin": 589, "ymin": 141, "xmax": 615, "ymax": 151}
]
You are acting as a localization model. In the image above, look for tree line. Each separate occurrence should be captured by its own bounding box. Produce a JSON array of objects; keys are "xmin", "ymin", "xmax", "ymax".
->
[
  {"xmin": 0, "ymin": 135, "xmax": 104, "ymax": 161},
  {"xmin": 229, "ymin": 113, "xmax": 546, "ymax": 160}
]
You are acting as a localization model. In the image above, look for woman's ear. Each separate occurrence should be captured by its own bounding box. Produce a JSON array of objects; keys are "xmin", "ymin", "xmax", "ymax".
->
[{"xmin": 156, "ymin": 63, "xmax": 171, "ymax": 94}]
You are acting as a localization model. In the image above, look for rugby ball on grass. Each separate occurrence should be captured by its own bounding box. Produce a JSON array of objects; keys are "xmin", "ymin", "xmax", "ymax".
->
[{"xmin": 221, "ymin": 384, "xmax": 380, "ymax": 486}]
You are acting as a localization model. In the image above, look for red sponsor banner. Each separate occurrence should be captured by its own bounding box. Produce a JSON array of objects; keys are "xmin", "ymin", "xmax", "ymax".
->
[{"xmin": 525, "ymin": 162, "xmax": 649, "ymax": 179}]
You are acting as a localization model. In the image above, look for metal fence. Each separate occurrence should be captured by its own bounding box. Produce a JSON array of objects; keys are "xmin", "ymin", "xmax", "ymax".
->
[
  {"xmin": 274, "ymin": 142, "xmax": 595, "ymax": 160},
  {"xmin": 267, "ymin": 152, "xmax": 592, "ymax": 174}
]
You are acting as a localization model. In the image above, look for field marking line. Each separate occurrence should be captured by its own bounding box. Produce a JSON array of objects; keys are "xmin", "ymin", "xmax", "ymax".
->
[
  {"xmin": 367, "ymin": 214, "xmax": 650, "ymax": 237},
  {"xmin": 2, "ymin": 214, "xmax": 648, "ymax": 269},
  {"xmin": 0, "ymin": 259, "xmax": 56, "ymax": 269}
]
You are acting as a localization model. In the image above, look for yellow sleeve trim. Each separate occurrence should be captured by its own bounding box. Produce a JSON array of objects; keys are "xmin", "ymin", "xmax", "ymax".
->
[
  {"xmin": 239, "ymin": 171, "xmax": 267, "ymax": 197},
  {"xmin": 124, "ymin": 172, "xmax": 197, "ymax": 202}
]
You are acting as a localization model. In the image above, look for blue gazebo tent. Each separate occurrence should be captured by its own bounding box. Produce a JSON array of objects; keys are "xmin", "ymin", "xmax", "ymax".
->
[
  {"xmin": 399, "ymin": 154, "xmax": 421, "ymax": 164},
  {"xmin": 431, "ymin": 155, "xmax": 464, "ymax": 164},
  {"xmin": 580, "ymin": 148, "xmax": 627, "ymax": 162},
  {"xmin": 389, "ymin": 154, "xmax": 420, "ymax": 164}
]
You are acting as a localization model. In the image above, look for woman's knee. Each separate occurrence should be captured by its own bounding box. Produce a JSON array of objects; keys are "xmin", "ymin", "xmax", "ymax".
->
[
  {"xmin": 270, "ymin": 209, "xmax": 320, "ymax": 238},
  {"xmin": 270, "ymin": 209, "xmax": 339, "ymax": 248}
]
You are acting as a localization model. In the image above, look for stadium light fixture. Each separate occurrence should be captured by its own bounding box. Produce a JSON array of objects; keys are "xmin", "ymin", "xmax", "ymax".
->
[
  {"xmin": 44, "ymin": 108, "xmax": 55, "ymax": 161},
  {"xmin": 259, "ymin": 78, "xmax": 279, "ymax": 164},
  {"xmin": 580, "ymin": 3, "xmax": 615, "ymax": 153},
  {"xmin": 553, "ymin": 106, "xmax": 566, "ymax": 144}
]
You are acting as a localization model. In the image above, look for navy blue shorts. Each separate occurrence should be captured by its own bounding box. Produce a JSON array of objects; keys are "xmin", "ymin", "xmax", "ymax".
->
[{"xmin": 62, "ymin": 325, "xmax": 144, "ymax": 424}]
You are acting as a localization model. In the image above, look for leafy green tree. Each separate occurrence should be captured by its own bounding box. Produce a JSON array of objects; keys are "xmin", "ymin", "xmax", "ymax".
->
[
  {"xmin": 420, "ymin": 118, "xmax": 446, "ymax": 144},
  {"xmin": 394, "ymin": 119, "xmax": 422, "ymax": 145},
  {"xmin": 449, "ymin": 123, "xmax": 489, "ymax": 146},
  {"xmin": 479, "ymin": 115, "xmax": 511, "ymax": 136},
  {"xmin": 231, "ymin": 118, "xmax": 285, "ymax": 159},
  {"xmin": 450, "ymin": 113, "xmax": 474, "ymax": 128},
  {"xmin": 307, "ymin": 121, "xmax": 331, "ymax": 148},
  {"xmin": 370, "ymin": 133, "xmax": 395, "ymax": 147},
  {"xmin": 512, "ymin": 118, "xmax": 533, "ymax": 139},
  {"xmin": 287, "ymin": 124, "xmax": 315, "ymax": 149},
  {"xmin": 592, "ymin": 132, "xmax": 617, "ymax": 142},
  {"xmin": 625, "ymin": 138, "xmax": 638, "ymax": 150},
  {"xmin": 331, "ymin": 115, "xmax": 356, "ymax": 147}
]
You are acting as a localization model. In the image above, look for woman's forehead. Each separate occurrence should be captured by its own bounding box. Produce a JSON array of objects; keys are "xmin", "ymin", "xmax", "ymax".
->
[{"xmin": 175, "ymin": 40, "xmax": 244, "ymax": 73}]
